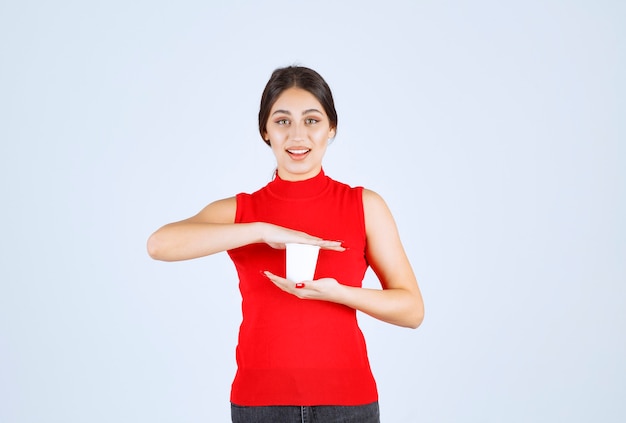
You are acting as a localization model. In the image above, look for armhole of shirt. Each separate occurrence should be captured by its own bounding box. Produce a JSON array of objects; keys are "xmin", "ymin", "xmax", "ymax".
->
[
  {"xmin": 234, "ymin": 192, "xmax": 246, "ymax": 224},
  {"xmin": 354, "ymin": 186, "xmax": 367, "ymax": 243}
]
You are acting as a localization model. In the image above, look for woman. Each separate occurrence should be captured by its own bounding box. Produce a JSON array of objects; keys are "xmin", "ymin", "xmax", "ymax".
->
[{"xmin": 147, "ymin": 66, "xmax": 424, "ymax": 423}]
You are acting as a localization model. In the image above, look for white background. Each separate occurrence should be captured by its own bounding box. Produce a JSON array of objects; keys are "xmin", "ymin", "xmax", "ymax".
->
[{"xmin": 1, "ymin": 1, "xmax": 624, "ymax": 422}]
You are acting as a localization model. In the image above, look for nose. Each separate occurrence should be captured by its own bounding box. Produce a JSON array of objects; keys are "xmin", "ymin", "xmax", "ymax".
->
[{"xmin": 290, "ymin": 122, "xmax": 305, "ymax": 141}]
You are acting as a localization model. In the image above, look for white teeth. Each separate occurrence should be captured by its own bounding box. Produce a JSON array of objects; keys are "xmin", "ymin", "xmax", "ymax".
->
[{"xmin": 287, "ymin": 149, "xmax": 310, "ymax": 154}]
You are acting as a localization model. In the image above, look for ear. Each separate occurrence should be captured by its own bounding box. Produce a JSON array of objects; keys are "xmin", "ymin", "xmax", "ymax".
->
[{"xmin": 329, "ymin": 127, "xmax": 336, "ymax": 139}]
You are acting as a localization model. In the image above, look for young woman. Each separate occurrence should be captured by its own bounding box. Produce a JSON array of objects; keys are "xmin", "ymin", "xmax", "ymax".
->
[{"xmin": 147, "ymin": 66, "xmax": 424, "ymax": 423}]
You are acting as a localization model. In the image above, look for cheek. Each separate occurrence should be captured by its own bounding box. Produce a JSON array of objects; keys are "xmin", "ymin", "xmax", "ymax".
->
[
  {"xmin": 267, "ymin": 127, "xmax": 287, "ymax": 139},
  {"xmin": 314, "ymin": 127, "xmax": 333, "ymax": 142}
]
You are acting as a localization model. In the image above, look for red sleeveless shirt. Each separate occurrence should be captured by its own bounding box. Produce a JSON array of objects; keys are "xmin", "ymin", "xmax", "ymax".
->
[{"xmin": 227, "ymin": 169, "xmax": 378, "ymax": 406}]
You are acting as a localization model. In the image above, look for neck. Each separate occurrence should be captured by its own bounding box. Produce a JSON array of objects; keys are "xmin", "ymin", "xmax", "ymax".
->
[{"xmin": 276, "ymin": 165, "xmax": 323, "ymax": 182}]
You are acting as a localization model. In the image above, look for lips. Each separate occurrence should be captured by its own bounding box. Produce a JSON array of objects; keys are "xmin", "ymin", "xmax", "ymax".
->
[{"xmin": 286, "ymin": 148, "xmax": 311, "ymax": 160}]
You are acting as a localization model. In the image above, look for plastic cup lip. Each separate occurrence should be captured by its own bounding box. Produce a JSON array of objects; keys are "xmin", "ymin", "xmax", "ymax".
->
[{"xmin": 285, "ymin": 242, "xmax": 321, "ymax": 251}]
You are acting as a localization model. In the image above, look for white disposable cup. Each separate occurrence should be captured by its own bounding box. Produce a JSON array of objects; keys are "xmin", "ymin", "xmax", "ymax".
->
[{"xmin": 286, "ymin": 243, "xmax": 320, "ymax": 282}]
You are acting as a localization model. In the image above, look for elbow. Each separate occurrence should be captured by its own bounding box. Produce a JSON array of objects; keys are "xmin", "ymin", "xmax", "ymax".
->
[
  {"xmin": 388, "ymin": 302, "xmax": 424, "ymax": 329},
  {"xmin": 147, "ymin": 231, "xmax": 167, "ymax": 261},
  {"xmin": 385, "ymin": 288, "xmax": 425, "ymax": 329},
  {"xmin": 405, "ymin": 298, "xmax": 425, "ymax": 329},
  {"xmin": 406, "ymin": 308, "xmax": 424, "ymax": 329}
]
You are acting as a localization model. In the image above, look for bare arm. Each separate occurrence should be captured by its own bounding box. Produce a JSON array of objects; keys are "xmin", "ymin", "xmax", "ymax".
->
[
  {"xmin": 265, "ymin": 189, "xmax": 424, "ymax": 328},
  {"xmin": 147, "ymin": 197, "xmax": 344, "ymax": 262},
  {"xmin": 350, "ymin": 188, "xmax": 424, "ymax": 328}
]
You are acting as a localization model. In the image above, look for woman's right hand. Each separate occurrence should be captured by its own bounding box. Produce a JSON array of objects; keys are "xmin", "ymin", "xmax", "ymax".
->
[
  {"xmin": 148, "ymin": 197, "xmax": 344, "ymax": 261},
  {"xmin": 259, "ymin": 222, "xmax": 345, "ymax": 251}
]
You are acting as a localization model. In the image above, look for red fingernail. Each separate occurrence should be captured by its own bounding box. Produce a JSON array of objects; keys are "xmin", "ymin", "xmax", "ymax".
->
[{"xmin": 295, "ymin": 283, "xmax": 305, "ymax": 289}]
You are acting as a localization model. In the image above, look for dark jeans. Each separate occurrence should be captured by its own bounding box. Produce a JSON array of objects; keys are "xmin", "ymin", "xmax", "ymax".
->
[{"xmin": 231, "ymin": 401, "xmax": 380, "ymax": 423}]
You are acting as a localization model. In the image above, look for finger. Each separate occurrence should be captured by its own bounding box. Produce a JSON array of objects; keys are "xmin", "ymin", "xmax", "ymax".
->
[
  {"xmin": 264, "ymin": 271, "xmax": 312, "ymax": 295},
  {"xmin": 318, "ymin": 241, "xmax": 346, "ymax": 252},
  {"xmin": 321, "ymin": 244, "xmax": 346, "ymax": 252},
  {"xmin": 264, "ymin": 272, "xmax": 289, "ymax": 292},
  {"xmin": 263, "ymin": 270, "xmax": 283, "ymax": 281},
  {"xmin": 263, "ymin": 271, "xmax": 294, "ymax": 287}
]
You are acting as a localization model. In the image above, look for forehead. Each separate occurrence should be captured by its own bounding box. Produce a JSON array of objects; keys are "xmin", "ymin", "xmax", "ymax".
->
[{"xmin": 270, "ymin": 87, "xmax": 325, "ymax": 113}]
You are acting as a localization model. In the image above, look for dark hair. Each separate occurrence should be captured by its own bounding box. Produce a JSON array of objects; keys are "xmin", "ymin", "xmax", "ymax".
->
[{"xmin": 258, "ymin": 66, "xmax": 338, "ymax": 146}]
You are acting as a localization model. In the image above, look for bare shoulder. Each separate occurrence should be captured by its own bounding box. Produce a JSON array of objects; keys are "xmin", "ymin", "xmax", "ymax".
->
[
  {"xmin": 361, "ymin": 188, "xmax": 400, "ymax": 237},
  {"xmin": 362, "ymin": 188, "xmax": 393, "ymax": 220},
  {"xmin": 188, "ymin": 196, "xmax": 237, "ymax": 224},
  {"xmin": 362, "ymin": 188, "xmax": 385, "ymax": 205}
]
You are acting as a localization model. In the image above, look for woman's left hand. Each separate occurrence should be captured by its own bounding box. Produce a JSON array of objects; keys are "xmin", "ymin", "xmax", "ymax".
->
[{"xmin": 263, "ymin": 271, "xmax": 344, "ymax": 301}]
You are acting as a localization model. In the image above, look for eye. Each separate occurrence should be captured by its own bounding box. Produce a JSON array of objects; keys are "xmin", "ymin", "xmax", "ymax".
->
[
  {"xmin": 305, "ymin": 118, "xmax": 319, "ymax": 125},
  {"xmin": 276, "ymin": 119, "xmax": 290, "ymax": 125}
]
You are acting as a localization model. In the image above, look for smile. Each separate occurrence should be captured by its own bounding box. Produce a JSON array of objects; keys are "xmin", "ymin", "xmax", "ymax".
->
[{"xmin": 286, "ymin": 148, "xmax": 311, "ymax": 158}]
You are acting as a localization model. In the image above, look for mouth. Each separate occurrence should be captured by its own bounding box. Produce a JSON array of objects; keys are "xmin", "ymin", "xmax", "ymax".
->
[{"xmin": 286, "ymin": 148, "xmax": 311, "ymax": 160}]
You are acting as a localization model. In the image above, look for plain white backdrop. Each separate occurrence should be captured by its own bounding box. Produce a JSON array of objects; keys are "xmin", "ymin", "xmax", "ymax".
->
[{"xmin": 1, "ymin": 1, "xmax": 624, "ymax": 421}]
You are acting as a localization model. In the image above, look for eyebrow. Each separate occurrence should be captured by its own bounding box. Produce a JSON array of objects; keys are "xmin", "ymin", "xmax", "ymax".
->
[{"xmin": 271, "ymin": 108, "xmax": 324, "ymax": 116}]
